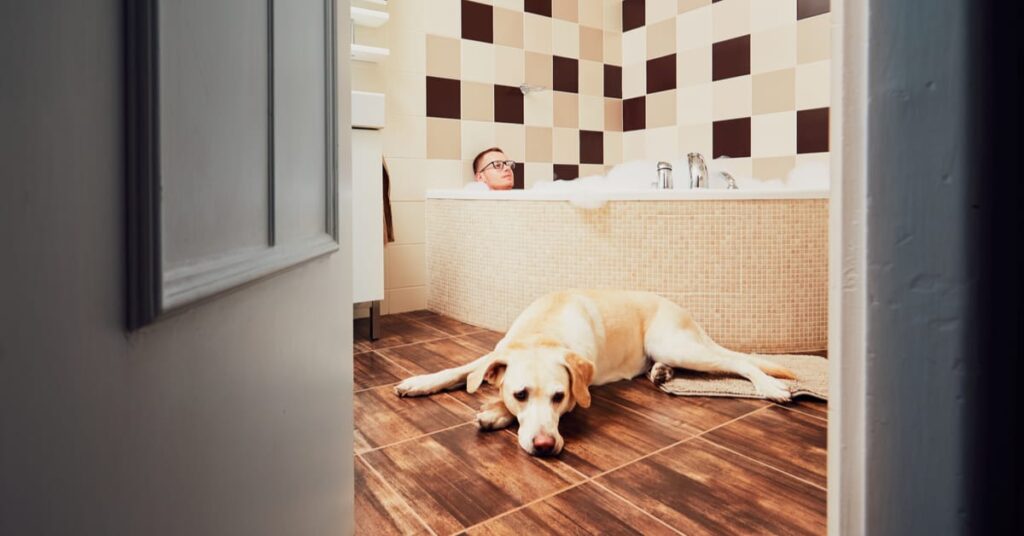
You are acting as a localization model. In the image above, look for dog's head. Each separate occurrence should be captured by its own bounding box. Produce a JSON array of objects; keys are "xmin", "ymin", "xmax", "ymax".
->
[{"xmin": 466, "ymin": 346, "xmax": 594, "ymax": 456}]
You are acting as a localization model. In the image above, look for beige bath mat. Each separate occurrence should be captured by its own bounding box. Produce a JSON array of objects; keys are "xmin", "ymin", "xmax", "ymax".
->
[{"xmin": 657, "ymin": 353, "xmax": 829, "ymax": 401}]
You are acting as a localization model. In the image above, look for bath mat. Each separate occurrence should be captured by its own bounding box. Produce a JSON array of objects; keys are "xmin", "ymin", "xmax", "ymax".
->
[{"xmin": 657, "ymin": 353, "xmax": 829, "ymax": 401}]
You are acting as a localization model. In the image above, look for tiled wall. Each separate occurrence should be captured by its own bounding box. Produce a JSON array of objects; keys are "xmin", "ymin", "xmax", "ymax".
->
[{"xmin": 619, "ymin": 0, "xmax": 831, "ymax": 181}]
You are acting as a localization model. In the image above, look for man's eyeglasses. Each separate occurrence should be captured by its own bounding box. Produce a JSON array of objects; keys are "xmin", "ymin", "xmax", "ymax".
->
[{"xmin": 479, "ymin": 160, "xmax": 516, "ymax": 173}]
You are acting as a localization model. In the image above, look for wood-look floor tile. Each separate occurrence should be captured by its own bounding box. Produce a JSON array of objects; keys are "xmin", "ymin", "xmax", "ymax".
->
[
  {"xmin": 362, "ymin": 423, "xmax": 585, "ymax": 534},
  {"xmin": 782, "ymin": 397, "xmax": 829, "ymax": 420},
  {"xmin": 465, "ymin": 482, "xmax": 678, "ymax": 535},
  {"xmin": 354, "ymin": 456, "xmax": 430, "ymax": 535},
  {"xmin": 455, "ymin": 329, "xmax": 506, "ymax": 352},
  {"xmin": 702, "ymin": 406, "xmax": 827, "ymax": 488},
  {"xmin": 355, "ymin": 386, "xmax": 474, "ymax": 453},
  {"xmin": 354, "ymin": 315, "xmax": 448, "ymax": 351},
  {"xmin": 378, "ymin": 337, "xmax": 486, "ymax": 375},
  {"xmin": 593, "ymin": 379, "xmax": 769, "ymax": 434},
  {"xmin": 556, "ymin": 396, "xmax": 692, "ymax": 477},
  {"xmin": 354, "ymin": 352, "xmax": 407, "ymax": 391},
  {"xmin": 597, "ymin": 438, "xmax": 826, "ymax": 536},
  {"xmin": 406, "ymin": 311, "xmax": 484, "ymax": 336}
]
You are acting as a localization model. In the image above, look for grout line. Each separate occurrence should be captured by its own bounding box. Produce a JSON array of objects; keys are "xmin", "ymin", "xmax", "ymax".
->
[
  {"xmin": 587, "ymin": 479, "xmax": 688, "ymax": 536},
  {"xmin": 694, "ymin": 436, "xmax": 828, "ymax": 492},
  {"xmin": 356, "ymin": 452, "xmax": 439, "ymax": 536},
  {"xmin": 451, "ymin": 479, "xmax": 592, "ymax": 535},
  {"xmin": 357, "ymin": 421, "xmax": 477, "ymax": 456},
  {"xmin": 354, "ymin": 333, "xmax": 452, "ymax": 354},
  {"xmin": 774, "ymin": 401, "xmax": 829, "ymax": 423}
]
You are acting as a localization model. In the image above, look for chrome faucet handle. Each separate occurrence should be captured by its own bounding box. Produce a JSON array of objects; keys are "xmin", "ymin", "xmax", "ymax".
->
[
  {"xmin": 720, "ymin": 171, "xmax": 739, "ymax": 189},
  {"xmin": 687, "ymin": 152, "xmax": 709, "ymax": 189}
]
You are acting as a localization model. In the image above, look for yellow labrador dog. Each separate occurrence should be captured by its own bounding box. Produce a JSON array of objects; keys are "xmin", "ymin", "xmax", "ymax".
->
[{"xmin": 394, "ymin": 289, "xmax": 794, "ymax": 456}]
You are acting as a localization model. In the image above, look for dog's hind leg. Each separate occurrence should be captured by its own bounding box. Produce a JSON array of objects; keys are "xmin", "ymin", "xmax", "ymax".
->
[
  {"xmin": 647, "ymin": 361, "xmax": 675, "ymax": 385},
  {"xmin": 394, "ymin": 353, "xmax": 493, "ymax": 397}
]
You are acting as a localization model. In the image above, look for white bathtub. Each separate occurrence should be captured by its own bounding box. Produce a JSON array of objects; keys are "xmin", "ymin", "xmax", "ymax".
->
[{"xmin": 425, "ymin": 188, "xmax": 829, "ymax": 353}]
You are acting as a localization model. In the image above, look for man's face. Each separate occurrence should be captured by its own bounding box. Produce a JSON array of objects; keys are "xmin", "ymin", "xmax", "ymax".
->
[{"xmin": 475, "ymin": 151, "xmax": 515, "ymax": 190}]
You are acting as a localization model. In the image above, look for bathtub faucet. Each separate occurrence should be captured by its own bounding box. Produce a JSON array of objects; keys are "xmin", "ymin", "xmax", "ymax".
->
[
  {"xmin": 687, "ymin": 153, "xmax": 709, "ymax": 189},
  {"xmin": 655, "ymin": 161, "xmax": 673, "ymax": 189}
]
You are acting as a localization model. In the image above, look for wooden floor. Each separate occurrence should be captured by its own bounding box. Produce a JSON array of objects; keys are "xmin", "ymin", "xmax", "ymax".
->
[{"xmin": 353, "ymin": 312, "xmax": 827, "ymax": 536}]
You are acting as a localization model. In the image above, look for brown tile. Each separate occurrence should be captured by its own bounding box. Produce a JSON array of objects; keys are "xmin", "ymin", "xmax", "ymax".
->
[
  {"xmin": 426, "ymin": 76, "xmax": 461, "ymax": 119},
  {"xmin": 604, "ymin": 98, "xmax": 623, "ymax": 131},
  {"xmin": 494, "ymin": 84, "xmax": 525, "ymax": 124},
  {"xmin": 552, "ymin": 56, "xmax": 579, "ymax": 93},
  {"xmin": 377, "ymin": 337, "xmax": 485, "ymax": 376},
  {"xmin": 797, "ymin": 0, "xmax": 830, "ymax": 20},
  {"xmin": 713, "ymin": 116, "xmax": 751, "ymax": 157},
  {"xmin": 513, "ymin": 161, "xmax": 525, "ymax": 189},
  {"xmin": 408, "ymin": 311, "xmax": 482, "ymax": 336},
  {"xmin": 785, "ymin": 398, "xmax": 829, "ymax": 420},
  {"xmin": 466, "ymin": 482, "xmax": 678, "ymax": 535},
  {"xmin": 461, "ymin": 0, "xmax": 493, "ymax": 44},
  {"xmin": 593, "ymin": 379, "xmax": 769, "ymax": 433},
  {"xmin": 646, "ymin": 53, "xmax": 677, "ymax": 93},
  {"xmin": 354, "ymin": 314, "xmax": 447, "ymax": 351},
  {"xmin": 622, "ymin": 0, "xmax": 646, "ymax": 32},
  {"xmin": 556, "ymin": 397, "xmax": 691, "ymax": 476},
  {"xmin": 552, "ymin": 0, "xmax": 578, "ymax": 22},
  {"xmin": 455, "ymin": 329, "xmax": 506, "ymax": 352},
  {"xmin": 623, "ymin": 95, "xmax": 646, "ymax": 131},
  {"xmin": 553, "ymin": 163, "xmax": 579, "ymax": 180},
  {"xmin": 579, "ymin": 130, "xmax": 604, "ymax": 164},
  {"xmin": 579, "ymin": 25, "xmax": 603, "ymax": 62},
  {"xmin": 604, "ymin": 64, "xmax": 622, "ymax": 98},
  {"xmin": 597, "ymin": 438, "xmax": 827, "ymax": 535},
  {"xmin": 362, "ymin": 423, "xmax": 584, "ymax": 534},
  {"xmin": 797, "ymin": 107, "xmax": 829, "ymax": 153},
  {"xmin": 355, "ymin": 351, "xmax": 408, "ymax": 391},
  {"xmin": 525, "ymin": 0, "xmax": 552, "ymax": 17},
  {"xmin": 354, "ymin": 386, "xmax": 475, "ymax": 452},
  {"xmin": 525, "ymin": 51, "xmax": 553, "ymax": 88},
  {"xmin": 354, "ymin": 456, "xmax": 430, "ymax": 535},
  {"xmin": 493, "ymin": 8, "xmax": 524, "ymax": 48},
  {"xmin": 703, "ymin": 406, "xmax": 827, "ymax": 488},
  {"xmin": 712, "ymin": 34, "xmax": 751, "ymax": 81},
  {"xmin": 526, "ymin": 126, "xmax": 553, "ymax": 162},
  {"xmin": 553, "ymin": 91, "xmax": 579, "ymax": 128}
]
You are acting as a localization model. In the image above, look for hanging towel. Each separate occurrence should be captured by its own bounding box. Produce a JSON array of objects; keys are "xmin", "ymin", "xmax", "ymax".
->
[{"xmin": 382, "ymin": 156, "xmax": 395, "ymax": 244}]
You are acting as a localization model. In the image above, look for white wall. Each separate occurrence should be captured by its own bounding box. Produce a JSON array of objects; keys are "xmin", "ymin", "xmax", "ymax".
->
[{"xmin": 0, "ymin": 1, "xmax": 354, "ymax": 534}]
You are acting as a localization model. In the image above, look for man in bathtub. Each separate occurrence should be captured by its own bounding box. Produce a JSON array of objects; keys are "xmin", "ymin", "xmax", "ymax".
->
[{"xmin": 470, "ymin": 147, "xmax": 515, "ymax": 190}]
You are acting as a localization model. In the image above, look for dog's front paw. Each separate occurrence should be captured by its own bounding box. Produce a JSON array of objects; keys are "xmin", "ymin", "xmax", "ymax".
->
[
  {"xmin": 476, "ymin": 408, "xmax": 514, "ymax": 431},
  {"xmin": 758, "ymin": 377, "xmax": 793, "ymax": 402},
  {"xmin": 393, "ymin": 375, "xmax": 436, "ymax": 397},
  {"xmin": 648, "ymin": 362, "xmax": 675, "ymax": 385}
]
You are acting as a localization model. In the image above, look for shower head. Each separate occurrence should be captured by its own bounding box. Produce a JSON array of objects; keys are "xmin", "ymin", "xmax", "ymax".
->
[{"xmin": 518, "ymin": 83, "xmax": 549, "ymax": 95}]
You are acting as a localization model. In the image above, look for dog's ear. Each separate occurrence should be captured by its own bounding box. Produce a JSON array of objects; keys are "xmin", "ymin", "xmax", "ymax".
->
[
  {"xmin": 466, "ymin": 354, "xmax": 507, "ymax": 393},
  {"xmin": 563, "ymin": 353, "xmax": 595, "ymax": 408}
]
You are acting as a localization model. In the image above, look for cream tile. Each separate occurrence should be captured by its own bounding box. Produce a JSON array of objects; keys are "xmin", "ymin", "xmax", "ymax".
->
[
  {"xmin": 461, "ymin": 121, "xmax": 497, "ymax": 161},
  {"xmin": 553, "ymin": 0, "xmax": 578, "ymax": 22},
  {"xmin": 604, "ymin": 98, "xmax": 623, "ymax": 131},
  {"xmin": 352, "ymin": 61, "xmax": 386, "ymax": 93},
  {"xmin": 525, "ymin": 52, "xmax": 553, "ymax": 88},
  {"xmin": 712, "ymin": 75, "xmax": 752, "ymax": 120},
  {"xmin": 679, "ymin": 122, "xmax": 713, "ymax": 157},
  {"xmin": 387, "ymin": 158, "xmax": 464, "ymax": 201},
  {"xmin": 798, "ymin": 13, "xmax": 831, "ymax": 64},
  {"xmin": 646, "ymin": 0, "xmax": 677, "ymax": 24},
  {"xmin": 645, "ymin": 125, "xmax": 679, "ymax": 160},
  {"xmin": 646, "ymin": 90, "xmax": 677, "ymax": 129},
  {"xmin": 678, "ymin": 0, "xmax": 711, "ymax": 14},
  {"xmin": 752, "ymin": 68, "xmax": 795, "ymax": 115},
  {"xmin": 385, "ymin": 113, "xmax": 427, "ymax": 158},
  {"xmin": 384, "ymin": 29, "xmax": 426, "ymax": 74},
  {"xmin": 494, "ymin": 8, "xmax": 524, "ymax": 48},
  {"xmin": 796, "ymin": 60, "xmax": 831, "ymax": 110},
  {"xmin": 677, "ymin": 5, "xmax": 712, "ymax": 51},
  {"xmin": 426, "ymin": 34, "xmax": 460, "ymax": 79},
  {"xmin": 646, "ymin": 18, "xmax": 677, "ymax": 60},
  {"xmin": 553, "ymin": 127, "xmax": 580, "ymax": 163},
  {"xmin": 390, "ymin": 201, "xmax": 426, "ymax": 244},
  {"xmin": 462, "ymin": 81, "xmax": 493, "ymax": 121},
  {"xmin": 386, "ymin": 286, "xmax": 428, "ymax": 314},
  {"xmin": 552, "ymin": 19, "xmax": 580, "ymax": 57},
  {"xmin": 490, "ymin": 0, "xmax": 525, "ymax": 10},
  {"xmin": 425, "ymin": 118, "xmax": 461, "ymax": 160},
  {"xmin": 709, "ymin": 155, "xmax": 752, "ymax": 181},
  {"xmin": 424, "ymin": 0, "xmax": 461, "ymax": 38},
  {"xmin": 604, "ymin": 0, "xmax": 622, "ymax": 32},
  {"xmin": 712, "ymin": 0, "xmax": 751, "ymax": 43},
  {"xmin": 580, "ymin": 0, "xmax": 603, "ymax": 29},
  {"xmin": 622, "ymin": 24, "xmax": 646, "ymax": 65},
  {"xmin": 677, "ymin": 82, "xmax": 713, "ymax": 125},
  {"xmin": 385, "ymin": 243, "xmax": 426, "ymax": 288},
  {"xmin": 751, "ymin": 24, "xmax": 797, "ymax": 74},
  {"xmin": 494, "ymin": 45, "xmax": 525, "ymax": 87},
  {"xmin": 678, "ymin": 45, "xmax": 712, "ymax": 87},
  {"xmin": 524, "ymin": 90, "xmax": 554, "ymax": 126},
  {"xmin": 524, "ymin": 162, "xmax": 554, "ymax": 188},
  {"xmin": 388, "ymin": 0, "xmax": 425, "ymax": 37},
  {"xmin": 579, "ymin": 60, "xmax": 603, "ymax": 96},
  {"xmin": 524, "ymin": 13, "xmax": 553, "ymax": 54},
  {"xmin": 623, "ymin": 62, "xmax": 646, "ymax": 99},
  {"xmin": 753, "ymin": 155, "xmax": 796, "ymax": 181},
  {"xmin": 385, "ymin": 70, "xmax": 426, "ymax": 117},
  {"xmin": 623, "ymin": 130, "xmax": 646, "ymax": 161},
  {"xmin": 751, "ymin": 111, "xmax": 796, "ymax": 157},
  {"xmin": 526, "ymin": 126, "xmax": 553, "ymax": 161},
  {"xmin": 580, "ymin": 26, "xmax": 604, "ymax": 62},
  {"xmin": 580, "ymin": 164, "xmax": 605, "ymax": 177},
  {"xmin": 795, "ymin": 153, "xmax": 831, "ymax": 180},
  {"xmin": 462, "ymin": 40, "xmax": 496, "ymax": 83},
  {"xmin": 604, "ymin": 131, "xmax": 623, "ymax": 165},
  {"xmin": 495, "ymin": 123, "xmax": 526, "ymax": 162},
  {"xmin": 579, "ymin": 94, "xmax": 605, "ymax": 130},
  {"xmin": 751, "ymin": 0, "xmax": 796, "ymax": 32},
  {"xmin": 554, "ymin": 91, "xmax": 579, "ymax": 128},
  {"xmin": 603, "ymin": 30, "xmax": 622, "ymax": 65}
]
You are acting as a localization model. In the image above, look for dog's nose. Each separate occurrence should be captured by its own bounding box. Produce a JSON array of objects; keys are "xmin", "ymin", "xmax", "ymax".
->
[{"xmin": 532, "ymin": 434, "xmax": 557, "ymax": 456}]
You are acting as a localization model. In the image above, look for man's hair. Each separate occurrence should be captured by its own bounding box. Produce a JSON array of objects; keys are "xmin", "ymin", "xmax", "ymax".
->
[{"xmin": 472, "ymin": 147, "xmax": 505, "ymax": 174}]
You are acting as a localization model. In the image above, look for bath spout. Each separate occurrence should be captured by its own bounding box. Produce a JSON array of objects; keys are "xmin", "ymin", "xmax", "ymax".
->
[{"xmin": 687, "ymin": 152, "xmax": 709, "ymax": 189}]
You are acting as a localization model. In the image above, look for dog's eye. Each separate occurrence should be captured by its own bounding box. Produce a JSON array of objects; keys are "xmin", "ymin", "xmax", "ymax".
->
[
  {"xmin": 514, "ymin": 389, "xmax": 528, "ymax": 401},
  {"xmin": 552, "ymin": 392, "xmax": 565, "ymax": 403}
]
